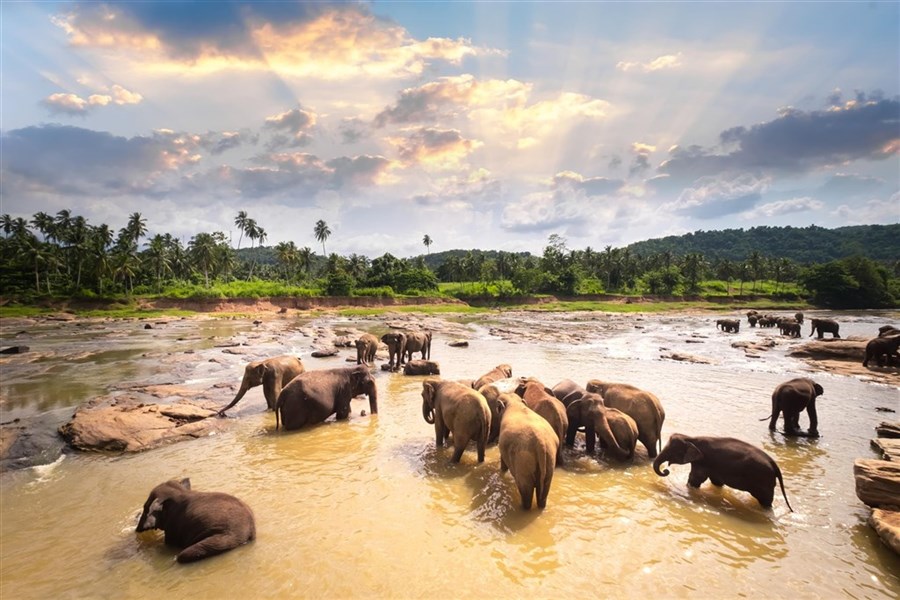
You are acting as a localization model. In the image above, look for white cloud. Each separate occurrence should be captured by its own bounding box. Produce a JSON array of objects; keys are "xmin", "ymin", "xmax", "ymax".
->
[
  {"xmin": 742, "ymin": 196, "xmax": 824, "ymax": 219},
  {"xmin": 617, "ymin": 53, "xmax": 683, "ymax": 73}
]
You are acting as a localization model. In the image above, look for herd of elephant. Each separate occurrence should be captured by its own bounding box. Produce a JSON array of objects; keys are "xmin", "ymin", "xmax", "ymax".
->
[{"xmin": 135, "ymin": 320, "xmax": 860, "ymax": 563}]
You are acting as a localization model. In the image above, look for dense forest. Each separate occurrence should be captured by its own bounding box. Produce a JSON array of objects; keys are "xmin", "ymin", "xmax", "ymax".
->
[{"xmin": 1, "ymin": 211, "xmax": 897, "ymax": 309}]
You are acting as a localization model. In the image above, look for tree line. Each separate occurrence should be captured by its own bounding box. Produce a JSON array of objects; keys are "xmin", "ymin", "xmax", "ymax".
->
[{"xmin": 1, "ymin": 211, "xmax": 897, "ymax": 308}]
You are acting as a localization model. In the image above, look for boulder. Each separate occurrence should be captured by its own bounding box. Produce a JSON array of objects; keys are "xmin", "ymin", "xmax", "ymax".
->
[
  {"xmin": 0, "ymin": 346, "xmax": 30, "ymax": 355},
  {"xmin": 311, "ymin": 348, "xmax": 339, "ymax": 358},
  {"xmin": 876, "ymin": 421, "xmax": 900, "ymax": 439},
  {"xmin": 870, "ymin": 508, "xmax": 900, "ymax": 555},
  {"xmin": 789, "ymin": 338, "xmax": 867, "ymax": 361},
  {"xmin": 854, "ymin": 459, "xmax": 900, "ymax": 507},
  {"xmin": 660, "ymin": 352, "xmax": 715, "ymax": 364},
  {"xmin": 871, "ymin": 438, "xmax": 900, "ymax": 461}
]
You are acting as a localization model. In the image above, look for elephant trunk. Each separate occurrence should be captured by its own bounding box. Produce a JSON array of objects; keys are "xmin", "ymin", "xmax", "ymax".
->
[
  {"xmin": 653, "ymin": 450, "xmax": 670, "ymax": 476},
  {"xmin": 422, "ymin": 399, "xmax": 434, "ymax": 424},
  {"xmin": 366, "ymin": 380, "xmax": 378, "ymax": 414},
  {"xmin": 217, "ymin": 383, "xmax": 249, "ymax": 416},
  {"xmin": 597, "ymin": 413, "xmax": 628, "ymax": 459}
]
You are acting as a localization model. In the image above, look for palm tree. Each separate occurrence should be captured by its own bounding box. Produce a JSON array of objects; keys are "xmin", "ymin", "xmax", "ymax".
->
[
  {"xmin": 297, "ymin": 246, "xmax": 314, "ymax": 279},
  {"xmin": 144, "ymin": 234, "xmax": 172, "ymax": 292},
  {"xmin": 234, "ymin": 211, "xmax": 249, "ymax": 250},
  {"xmin": 0, "ymin": 214, "xmax": 13, "ymax": 238},
  {"xmin": 314, "ymin": 220, "xmax": 331, "ymax": 257},
  {"xmin": 422, "ymin": 234, "xmax": 432, "ymax": 255},
  {"xmin": 275, "ymin": 241, "xmax": 299, "ymax": 282},
  {"xmin": 189, "ymin": 232, "xmax": 218, "ymax": 287},
  {"xmin": 125, "ymin": 212, "xmax": 147, "ymax": 248},
  {"xmin": 748, "ymin": 250, "xmax": 764, "ymax": 293},
  {"xmin": 347, "ymin": 253, "xmax": 369, "ymax": 281}
]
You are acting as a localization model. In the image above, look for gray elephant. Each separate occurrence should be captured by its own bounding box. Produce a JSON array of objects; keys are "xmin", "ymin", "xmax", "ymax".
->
[
  {"xmin": 878, "ymin": 325, "xmax": 900, "ymax": 337},
  {"xmin": 809, "ymin": 318, "xmax": 840, "ymax": 339},
  {"xmin": 716, "ymin": 319, "xmax": 740, "ymax": 333},
  {"xmin": 275, "ymin": 365, "xmax": 378, "ymax": 431},
  {"xmin": 421, "ymin": 379, "xmax": 491, "ymax": 462},
  {"xmin": 218, "ymin": 355, "xmax": 305, "ymax": 415},
  {"xmin": 404, "ymin": 360, "xmax": 441, "ymax": 375},
  {"xmin": 766, "ymin": 377, "xmax": 823, "ymax": 437},
  {"xmin": 565, "ymin": 392, "xmax": 634, "ymax": 460},
  {"xmin": 516, "ymin": 379, "xmax": 568, "ymax": 466},
  {"xmin": 355, "ymin": 333, "xmax": 379, "ymax": 365},
  {"xmin": 472, "ymin": 364, "xmax": 512, "ymax": 390},
  {"xmin": 779, "ymin": 320, "xmax": 801, "ymax": 337},
  {"xmin": 585, "ymin": 379, "xmax": 666, "ymax": 458},
  {"xmin": 404, "ymin": 331, "xmax": 433, "ymax": 362},
  {"xmin": 496, "ymin": 393, "xmax": 559, "ymax": 510},
  {"xmin": 794, "ymin": 312, "xmax": 804, "ymax": 324},
  {"xmin": 653, "ymin": 434, "xmax": 793, "ymax": 511},
  {"xmin": 551, "ymin": 378, "xmax": 585, "ymax": 406},
  {"xmin": 136, "ymin": 478, "xmax": 255, "ymax": 563},
  {"xmin": 863, "ymin": 335, "xmax": 900, "ymax": 367},
  {"xmin": 380, "ymin": 332, "xmax": 407, "ymax": 371}
]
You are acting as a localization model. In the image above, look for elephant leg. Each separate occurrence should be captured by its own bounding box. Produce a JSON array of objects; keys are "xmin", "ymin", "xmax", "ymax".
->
[
  {"xmin": 451, "ymin": 433, "xmax": 470, "ymax": 463},
  {"xmin": 500, "ymin": 457, "xmax": 508, "ymax": 472},
  {"xmin": 687, "ymin": 465, "xmax": 709, "ymax": 488},
  {"xmin": 434, "ymin": 415, "xmax": 446, "ymax": 447},
  {"xmin": 784, "ymin": 411, "xmax": 801, "ymax": 433},
  {"xmin": 176, "ymin": 534, "xmax": 239, "ymax": 563},
  {"xmin": 807, "ymin": 401, "xmax": 819, "ymax": 437},
  {"xmin": 710, "ymin": 476, "xmax": 725, "ymax": 487},
  {"xmin": 476, "ymin": 438, "xmax": 486, "ymax": 463},
  {"xmin": 751, "ymin": 485, "xmax": 775, "ymax": 508},
  {"xmin": 335, "ymin": 398, "xmax": 351, "ymax": 420},
  {"xmin": 517, "ymin": 479, "xmax": 535, "ymax": 510}
]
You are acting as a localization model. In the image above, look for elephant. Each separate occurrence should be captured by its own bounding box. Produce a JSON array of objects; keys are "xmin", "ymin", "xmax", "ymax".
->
[
  {"xmin": 136, "ymin": 478, "xmax": 255, "ymax": 563},
  {"xmin": 863, "ymin": 335, "xmax": 900, "ymax": 367},
  {"xmin": 653, "ymin": 434, "xmax": 793, "ymax": 511},
  {"xmin": 716, "ymin": 319, "xmax": 740, "ymax": 333},
  {"xmin": 496, "ymin": 393, "xmax": 559, "ymax": 510},
  {"xmin": 355, "ymin": 333, "xmax": 379, "ymax": 365},
  {"xmin": 472, "ymin": 364, "xmax": 513, "ymax": 390},
  {"xmin": 778, "ymin": 320, "xmax": 801, "ymax": 337},
  {"xmin": 878, "ymin": 325, "xmax": 900, "ymax": 337},
  {"xmin": 515, "ymin": 379, "xmax": 568, "ymax": 466},
  {"xmin": 794, "ymin": 312, "xmax": 804, "ymax": 325},
  {"xmin": 421, "ymin": 379, "xmax": 491, "ymax": 463},
  {"xmin": 758, "ymin": 316, "xmax": 777, "ymax": 328},
  {"xmin": 404, "ymin": 331, "xmax": 433, "ymax": 362},
  {"xmin": 765, "ymin": 377, "xmax": 823, "ymax": 437},
  {"xmin": 218, "ymin": 355, "xmax": 305, "ymax": 415},
  {"xmin": 748, "ymin": 315, "xmax": 759, "ymax": 327},
  {"xmin": 404, "ymin": 359, "xmax": 441, "ymax": 375},
  {"xmin": 809, "ymin": 318, "xmax": 840, "ymax": 339},
  {"xmin": 585, "ymin": 379, "xmax": 666, "ymax": 458},
  {"xmin": 565, "ymin": 393, "xmax": 634, "ymax": 460},
  {"xmin": 551, "ymin": 378, "xmax": 585, "ymax": 406},
  {"xmin": 477, "ymin": 378, "xmax": 519, "ymax": 444},
  {"xmin": 275, "ymin": 365, "xmax": 378, "ymax": 431},
  {"xmin": 380, "ymin": 332, "xmax": 407, "ymax": 371}
]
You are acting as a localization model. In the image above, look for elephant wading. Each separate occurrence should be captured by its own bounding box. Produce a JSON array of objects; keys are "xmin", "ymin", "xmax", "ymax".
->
[
  {"xmin": 551, "ymin": 379, "xmax": 585, "ymax": 406},
  {"xmin": 381, "ymin": 332, "xmax": 407, "ymax": 371},
  {"xmin": 863, "ymin": 335, "xmax": 900, "ymax": 367},
  {"xmin": 716, "ymin": 319, "xmax": 740, "ymax": 333},
  {"xmin": 565, "ymin": 393, "xmax": 635, "ymax": 460},
  {"xmin": 516, "ymin": 379, "xmax": 568, "ymax": 466},
  {"xmin": 653, "ymin": 434, "xmax": 793, "ymax": 511},
  {"xmin": 355, "ymin": 333, "xmax": 379, "ymax": 365},
  {"xmin": 422, "ymin": 379, "xmax": 491, "ymax": 462},
  {"xmin": 765, "ymin": 377, "xmax": 823, "ymax": 437},
  {"xmin": 809, "ymin": 318, "xmax": 840, "ymax": 339},
  {"xmin": 404, "ymin": 331, "xmax": 433, "ymax": 362},
  {"xmin": 473, "ymin": 364, "xmax": 513, "ymax": 390},
  {"xmin": 585, "ymin": 379, "xmax": 665, "ymax": 458},
  {"xmin": 497, "ymin": 393, "xmax": 559, "ymax": 510},
  {"xmin": 136, "ymin": 478, "xmax": 255, "ymax": 563},
  {"xmin": 219, "ymin": 355, "xmax": 305, "ymax": 415},
  {"xmin": 275, "ymin": 365, "xmax": 377, "ymax": 431}
]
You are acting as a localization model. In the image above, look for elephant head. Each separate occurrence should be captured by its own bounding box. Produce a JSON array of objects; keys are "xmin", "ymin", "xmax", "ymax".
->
[
  {"xmin": 652, "ymin": 433, "xmax": 702, "ymax": 476},
  {"xmin": 137, "ymin": 478, "xmax": 191, "ymax": 532},
  {"xmin": 566, "ymin": 395, "xmax": 627, "ymax": 458},
  {"xmin": 348, "ymin": 365, "xmax": 378, "ymax": 414},
  {"xmin": 422, "ymin": 378, "xmax": 438, "ymax": 424}
]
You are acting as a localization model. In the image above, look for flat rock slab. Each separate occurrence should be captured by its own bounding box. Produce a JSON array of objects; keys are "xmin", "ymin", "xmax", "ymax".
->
[
  {"xmin": 854, "ymin": 459, "xmax": 900, "ymax": 507},
  {"xmin": 870, "ymin": 508, "xmax": 900, "ymax": 555},
  {"xmin": 871, "ymin": 438, "xmax": 900, "ymax": 461},
  {"xmin": 660, "ymin": 352, "xmax": 715, "ymax": 365},
  {"xmin": 789, "ymin": 339, "xmax": 867, "ymax": 361},
  {"xmin": 877, "ymin": 422, "xmax": 900, "ymax": 439},
  {"xmin": 310, "ymin": 348, "xmax": 339, "ymax": 358}
]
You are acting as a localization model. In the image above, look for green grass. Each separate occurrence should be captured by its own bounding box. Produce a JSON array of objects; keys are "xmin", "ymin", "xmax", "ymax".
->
[{"xmin": 335, "ymin": 304, "xmax": 488, "ymax": 317}]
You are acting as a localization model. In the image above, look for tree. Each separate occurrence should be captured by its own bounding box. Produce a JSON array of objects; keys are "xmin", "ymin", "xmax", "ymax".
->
[
  {"xmin": 681, "ymin": 253, "xmax": 707, "ymax": 294},
  {"xmin": 314, "ymin": 220, "xmax": 331, "ymax": 257},
  {"xmin": 747, "ymin": 250, "xmax": 764, "ymax": 292},
  {"xmin": 423, "ymin": 234, "xmax": 432, "ymax": 255},
  {"xmin": 234, "ymin": 211, "xmax": 249, "ymax": 250},
  {"xmin": 189, "ymin": 232, "xmax": 219, "ymax": 287},
  {"xmin": 275, "ymin": 241, "xmax": 299, "ymax": 282}
]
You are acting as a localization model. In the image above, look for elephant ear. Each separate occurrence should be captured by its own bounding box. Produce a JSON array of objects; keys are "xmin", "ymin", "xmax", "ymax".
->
[
  {"xmin": 683, "ymin": 442, "xmax": 703, "ymax": 463},
  {"xmin": 566, "ymin": 399, "xmax": 585, "ymax": 421},
  {"xmin": 814, "ymin": 383, "xmax": 824, "ymax": 396},
  {"xmin": 179, "ymin": 478, "xmax": 191, "ymax": 490}
]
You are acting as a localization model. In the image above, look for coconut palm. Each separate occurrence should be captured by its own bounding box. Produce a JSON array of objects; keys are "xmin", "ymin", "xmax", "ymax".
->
[
  {"xmin": 189, "ymin": 232, "xmax": 219, "ymax": 287},
  {"xmin": 423, "ymin": 234, "xmax": 432, "ymax": 255},
  {"xmin": 314, "ymin": 220, "xmax": 331, "ymax": 257},
  {"xmin": 234, "ymin": 211, "xmax": 249, "ymax": 250}
]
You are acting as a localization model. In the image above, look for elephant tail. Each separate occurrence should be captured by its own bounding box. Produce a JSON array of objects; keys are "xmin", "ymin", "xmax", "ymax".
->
[{"xmin": 774, "ymin": 463, "xmax": 793, "ymax": 512}]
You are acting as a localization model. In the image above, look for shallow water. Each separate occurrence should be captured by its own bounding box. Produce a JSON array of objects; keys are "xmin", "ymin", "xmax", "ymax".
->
[{"xmin": 1, "ymin": 310, "xmax": 898, "ymax": 598}]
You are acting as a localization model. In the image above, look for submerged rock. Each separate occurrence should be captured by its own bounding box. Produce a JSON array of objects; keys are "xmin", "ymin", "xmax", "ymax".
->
[{"xmin": 870, "ymin": 508, "xmax": 900, "ymax": 555}]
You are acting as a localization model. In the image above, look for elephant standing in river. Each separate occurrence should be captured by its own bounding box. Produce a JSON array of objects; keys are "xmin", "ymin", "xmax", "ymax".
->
[
  {"xmin": 716, "ymin": 319, "xmax": 740, "ymax": 333},
  {"xmin": 766, "ymin": 377, "xmax": 823, "ymax": 437},
  {"xmin": 473, "ymin": 364, "xmax": 512, "ymax": 390},
  {"xmin": 809, "ymin": 318, "xmax": 840, "ymax": 339},
  {"xmin": 404, "ymin": 331, "xmax": 433, "ymax": 362},
  {"xmin": 516, "ymin": 379, "xmax": 568, "ymax": 466},
  {"xmin": 497, "ymin": 393, "xmax": 559, "ymax": 510},
  {"xmin": 355, "ymin": 333, "xmax": 379, "ymax": 365},
  {"xmin": 653, "ymin": 434, "xmax": 793, "ymax": 511},
  {"xmin": 422, "ymin": 379, "xmax": 490, "ymax": 462},
  {"xmin": 218, "ymin": 355, "xmax": 305, "ymax": 415},
  {"xmin": 585, "ymin": 379, "xmax": 666, "ymax": 458},
  {"xmin": 380, "ymin": 332, "xmax": 407, "ymax": 371},
  {"xmin": 565, "ymin": 392, "xmax": 634, "ymax": 460},
  {"xmin": 275, "ymin": 365, "xmax": 377, "ymax": 431},
  {"xmin": 863, "ymin": 335, "xmax": 900, "ymax": 367}
]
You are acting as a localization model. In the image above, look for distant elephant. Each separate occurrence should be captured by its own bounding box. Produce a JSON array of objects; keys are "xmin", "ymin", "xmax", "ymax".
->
[
  {"xmin": 878, "ymin": 325, "xmax": 900, "ymax": 337},
  {"xmin": 748, "ymin": 315, "xmax": 759, "ymax": 327},
  {"xmin": 758, "ymin": 316, "xmax": 777, "ymax": 328},
  {"xmin": 765, "ymin": 377, "xmax": 823, "ymax": 437},
  {"xmin": 472, "ymin": 364, "xmax": 512, "ymax": 390},
  {"xmin": 585, "ymin": 379, "xmax": 666, "ymax": 458},
  {"xmin": 275, "ymin": 365, "xmax": 378, "ymax": 431},
  {"xmin": 779, "ymin": 320, "xmax": 801, "ymax": 337},
  {"xmin": 551, "ymin": 378, "xmax": 585, "ymax": 406},
  {"xmin": 218, "ymin": 355, "xmax": 305, "ymax": 415},
  {"xmin": 404, "ymin": 331, "xmax": 433, "ymax": 362},
  {"xmin": 653, "ymin": 434, "xmax": 793, "ymax": 511},
  {"xmin": 404, "ymin": 359, "xmax": 441, "ymax": 375},
  {"xmin": 380, "ymin": 332, "xmax": 407, "ymax": 371},
  {"xmin": 516, "ymin": 379, "xmax": 568, "ymax": 466},
  {"xmin": 421, "ymin": 379, "xmax": 490, "ymax": 462},
  {"xmin": 716, "ymin": 319, "xmax": 740, "ymax": 333},
  {"xmin": 565, "ymin": 393, "xmax": 633, "ymax": 460},
  {"xmin": 809, "ymin": 318, "xmax": 840, "ymax": 339},
  {"xmin": 136, "ymin": 478, "xmax": 255, "ymax": 563},
  {"xmin": 794, "ymin": 312, "xmax": 804, "ymax": 325},
  {"xmin": 355, "ymin": 333, "xmax": 379, "ymax": 365},
  {"xmin": 496, "ymin": 393, "xmax": 559, "ymax": 510},
  {"xmin": 863, "ymin": 335, "xmax": 900, "ymax": 367}
]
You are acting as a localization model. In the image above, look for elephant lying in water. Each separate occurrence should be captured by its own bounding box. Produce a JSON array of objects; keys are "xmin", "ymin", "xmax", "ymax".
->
[
  {"xmin": 275, "ymin": 365, "xmax": 378, "ymax": 431},
  {"xmin": 136, "ymin": 478, "xmax": 255, "ymax": 563},
  {"xmin": 218, "ymin": 355, "xmax": 305, "ymax": 415},
  {"xmin": 653, "ymin": 434, "xmax": 793, "ymax": 511}
]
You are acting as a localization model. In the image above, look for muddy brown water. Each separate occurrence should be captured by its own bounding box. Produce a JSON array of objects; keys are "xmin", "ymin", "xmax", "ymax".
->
[{"xmin": 1, "ymin": 310, "xmax": 899, "ymax": 598}]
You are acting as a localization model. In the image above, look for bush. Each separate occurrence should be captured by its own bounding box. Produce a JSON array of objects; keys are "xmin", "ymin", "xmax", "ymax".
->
[
  {"xmin": 354, "ymin": 286, "xmax": 395, "ymax": 298},
  {"xmin": 324, "ymin": 271, "xmax": 354, "ymax": 296}
]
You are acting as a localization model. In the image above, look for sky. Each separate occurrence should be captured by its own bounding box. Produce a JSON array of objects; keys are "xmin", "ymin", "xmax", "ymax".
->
[{"xmin": 1, "ymin": 1, "xmax": 898, "ymax": 258}]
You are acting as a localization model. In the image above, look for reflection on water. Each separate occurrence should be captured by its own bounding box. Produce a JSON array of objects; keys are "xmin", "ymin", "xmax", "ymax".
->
[{"xmin": 1, "ymin": 310, "xmax": 898, "ymax": 598}]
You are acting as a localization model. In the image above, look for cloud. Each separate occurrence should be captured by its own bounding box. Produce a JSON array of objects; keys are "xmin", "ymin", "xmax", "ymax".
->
[
  {"xmin": 742, "ymin": 197, "xmax": 824, "ymax": 219},
  {"xmin": 817, "ymin": 173, "xmax": 884, "ymax": 198},
  {"xmin": 412, "ymin": 168, "xmax": 502, "ymax": 209},
  {"xmin": 663, "ymin": 175, "xmax": 769, "ymax": 219},
  {"xmin": 339, "ymin": 118, "xmax": 368, "ymax": 144},
  {"xmin": 197, "ymin": 130, "xmax": 258, "ymax": 155},
  {"xmin": 834, "ymin": 194, "xmax": 900, "ymax": 224},
  {"xmin": 629, "ymin": 142, "xmax": 656, "ymax": 176},
  {"xmin": 41, "ymin": 84, "xmax": 143, "ymax": 115},
  {"xmin": 388, "ymin": 127, "xmax": 482, "ymax": 167},
  {"xmin": 616, "ymin": 53, "xmax": 683, "ymax": 73},
  {"xmin": 551, "ymin": 171, "xmax": 625, "ymax": 196},
  {"xmin": 263, "ymin": 105, "xmax": 317, "ymax": 150},
  {"xmin": 52, "ymin": 4, "xmax": 497, "ymax": 80}
]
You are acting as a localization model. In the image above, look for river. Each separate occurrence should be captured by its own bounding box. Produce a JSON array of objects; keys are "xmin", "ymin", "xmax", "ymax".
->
[{"xmin": 1, "ymin": 309, "xmax": 898, "ymax": 598}]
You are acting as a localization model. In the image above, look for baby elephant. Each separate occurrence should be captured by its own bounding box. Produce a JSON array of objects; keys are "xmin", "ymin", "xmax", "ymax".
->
[
  {"xmin": 653, "ymin": 434, "xmax": 793, "ymax": 511},
  {"xmin": 136, "ymin": 478, "xmax": 255, "ymax": 563}
]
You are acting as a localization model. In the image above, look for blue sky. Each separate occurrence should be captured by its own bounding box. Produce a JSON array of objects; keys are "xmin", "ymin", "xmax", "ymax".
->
[{"xmin": 1, "ymin": 1, "xmax": 898, "ymax": 257}]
